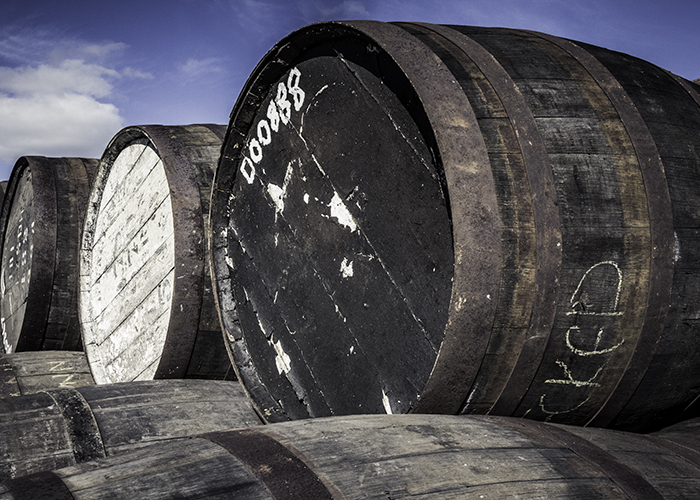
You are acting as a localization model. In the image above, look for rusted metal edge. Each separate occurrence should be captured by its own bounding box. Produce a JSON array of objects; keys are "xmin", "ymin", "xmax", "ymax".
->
[
  {"xmin": 525, "ymin": 31, "xmax": 675, "ymax": 429},
  {"xmin": 138, "ymin": 125, "xmax": 208, "ymax": 379},
  {"xmin": 406, "ymin": 23, "xmax": 562, "ymax": 416},
  {"xmin": 0, "ymin": 157, "xmax": 58, "ymax": 353},
  {"xmin": 343, "ymin": 20, "xmax": 501, "ymax": 415},
  {"xmin": 0, "ymin": 354, "xmax": 21, "ymax": 397},
  {"xmin": 3, "ymin": 470, "xmax": 75, "ymax": 500},
  {"xmin": 489, "ymin": 416, "xmax": 664, "ymax": 499},
  {"xmin": 45, "ymin": 388, "xmax": 106, "ymax": 463},
  {"xmin": 200, "ymin": 428, "xmax": 339, "ymax": 499}
]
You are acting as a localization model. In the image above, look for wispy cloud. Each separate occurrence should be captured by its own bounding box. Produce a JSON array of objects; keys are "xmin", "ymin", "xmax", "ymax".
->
[{"xmin": 177, "ymin": 57, "xmax": 226, "ymax": 81}]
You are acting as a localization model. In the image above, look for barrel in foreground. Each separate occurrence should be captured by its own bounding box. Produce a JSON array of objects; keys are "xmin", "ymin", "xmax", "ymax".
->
[
  {"xmin": 210, "ymin": 21, "xmax": 700, "ymax": 431},
  {"xmin": 3, "ymin": 414, "xmax": 700, "ymax": 499}
]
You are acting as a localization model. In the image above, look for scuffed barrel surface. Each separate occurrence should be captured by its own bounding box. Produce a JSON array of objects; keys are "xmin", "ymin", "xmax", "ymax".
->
[
  {"xmin": 80, "ymin": 124, "xmax": 233, "ymax": 383},
  {"xmin": 211, "ymin": 21, "xmax": 700, "ymax": 430},
  {"xmin": 0, "ymin": 351, "xmax": 94, "ymax": 397},
  {"xmin": 0, "ymin": 379, "xmax": 260, "ymax": 481},
  {"xmin": 5, "ymin": 414, "xmax": 700, "ymax": 498},
  {"xmin": 0, "ymin": 157, "xmax": 96, "ymax": 353}
]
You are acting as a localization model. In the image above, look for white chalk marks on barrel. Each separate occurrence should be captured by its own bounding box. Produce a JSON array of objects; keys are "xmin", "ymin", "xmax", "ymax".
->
[
  {"xmin": 82, "ymin": 142, "xmax": 174, "ymax": 383},
  {"xmin": 80, "ymin": 124, "xmax": 233, "ymax": 384}
]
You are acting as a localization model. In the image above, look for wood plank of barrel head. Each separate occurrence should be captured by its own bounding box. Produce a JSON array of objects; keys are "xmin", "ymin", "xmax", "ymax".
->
[{"xmin": 82, "ymin": 143, "xmax": 175, "ymax": 384}]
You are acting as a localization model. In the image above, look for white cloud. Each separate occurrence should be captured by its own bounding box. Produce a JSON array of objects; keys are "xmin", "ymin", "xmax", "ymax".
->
[
  {"xmin": 0, "ymin": 92, "xmax": 122, "ymax": 162},
  {"xmin": 0, "ymin": 59, "xmax": 120, "ymax": 98},
  {"xmin": 0, "ymin": 41, "xmax": 132, "ymax": 168}
]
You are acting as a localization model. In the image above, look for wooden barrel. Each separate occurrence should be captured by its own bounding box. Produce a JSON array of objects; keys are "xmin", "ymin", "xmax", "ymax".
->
[
  {"xmin": 209, "ymin": 21, "xmax": 700, "ymax": 430},
  {"xmin": 4, "ymin": 414, "xmax": 699, "ymax": 499},
  {"xmin": 0, "ymin": 156, "xmax": 97, "ymax": 353},
  {"xmin": 80, "ymin": 124, "xmax": 233, "ymax": 383},
  {"xmin": 0, "ymin": 379, "xmax": 260, "ymax": 481},
  {"xmin": 0, "ymin": 351, "xmax": 94, "ymax": 397}
]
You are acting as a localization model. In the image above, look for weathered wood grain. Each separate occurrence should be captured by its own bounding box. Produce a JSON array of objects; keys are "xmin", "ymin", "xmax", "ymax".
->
[
  {"xmin": 0, "ymin": 379, "xmax": 260, "ymax": 481},
  {"xmin": 5, "ymin": 414, "xmax": 700, "ymax": 498},
  {"xmin": 211, "ymin": 21, "xmax": 700, "ymax": 431},
  {"xmin": 0, "ymin": 157, "xmax": 97, "ymax": 354},
  {"xmin": 80, "ymin": 125, "xmax": 234, "ymax": 383},
  {"xmin": 0, "ymin": 351, "xmax": 94, "ymax": 398}
]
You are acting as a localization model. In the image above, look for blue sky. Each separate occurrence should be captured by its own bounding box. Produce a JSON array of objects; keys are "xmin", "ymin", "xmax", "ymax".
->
[{"xmin": 0, "ymin": 0, "xmax": 698, "ymax": 180}]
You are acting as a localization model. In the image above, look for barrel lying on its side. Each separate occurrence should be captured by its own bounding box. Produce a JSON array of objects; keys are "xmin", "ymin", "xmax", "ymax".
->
[
  {"xmin": 0, "ymin": 351, "xmax": 95, "ymax": 397},
  {"xmin": 3, "ymin": 414, "xmax": 700, "ymax": 499},
  {"xmin": 0, "ymin": 379, "xmax": 260, "ymax": 481},
  {"xmin": 80, "ymin": 124, "xmax": 233, "ymax": 383},
  {"xmin": 0, "ymin": 156, "xmax": 97, "ymax": 353},
  {"xmin": 210, "ymin": 21, "xmax": 700, "ymax": 431}
]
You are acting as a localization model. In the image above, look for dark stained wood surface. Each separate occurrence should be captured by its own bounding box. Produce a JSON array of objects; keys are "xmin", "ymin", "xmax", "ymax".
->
[
  {"xmin": 0, "ymin": 379, "xmax": 260, "ymax": 481},
  {"xmin": 0, "ymin": 157, "xmax": 96, "ymax": 353},
  {"xmin": 0, "ymin": 351, "xmax": 94, "ymax": 398},
  {"xmin": 5, "ymin": 414, "xmax": 700, "ymax": 498},
  {"xmin": 80, "ymin": 125, "xmax": 233, "ymax": 383},
  {"xmin": 211, "ymin": 21, "xmax": 700, "ymax": 431}
]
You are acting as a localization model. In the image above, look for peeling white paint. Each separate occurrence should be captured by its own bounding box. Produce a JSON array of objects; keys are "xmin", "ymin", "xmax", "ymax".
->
[
  {"xmin": 304, "ymin": 193, "xmax": 309, "ymax": 204},
  {"xmin": 382, "ymin": 389, "xmax": 393, "ymax": 414},
  {"xmin": 340, "ymin": 258, "xmax": 354, "ymax": 278},
  {"xmin": 267, "ymin": 161, "xmax": 294, "ymax": 214},
  {"xmin": 675, "ymin": 232, "xmax": 681, "ymax": 262},
  {"xmin": 328, "ymin": 192, "xmax": 357, "ymax": 232},
  {"xmin": 273, "ymin": 339, "xmax": 292, "ymax": 374}
]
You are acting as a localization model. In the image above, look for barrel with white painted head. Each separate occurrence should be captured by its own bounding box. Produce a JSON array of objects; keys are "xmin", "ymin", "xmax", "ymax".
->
[
  {"xmin": 0, "ymin": 156, "xmax": 97, "ymax": 354},
  {"xmin": 210, "ymin": 21, "xmax": 700, "ymax": 431},
  {"xmin": 80, "ymin": 124, "xmax": 233, "ymax": 383}
]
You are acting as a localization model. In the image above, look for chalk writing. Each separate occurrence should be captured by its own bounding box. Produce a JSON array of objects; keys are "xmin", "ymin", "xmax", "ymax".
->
[{"xmin": 538, "ymin": 261, "xmax": 625, "ymax": 420}]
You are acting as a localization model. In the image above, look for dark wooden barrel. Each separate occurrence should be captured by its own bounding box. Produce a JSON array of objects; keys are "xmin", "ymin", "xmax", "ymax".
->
[
  {"xmin": 0, "ymin": 379, "xmax": 260, "ymax": 481},
  {"xmin": 80, "ymin": 124, "xmax": 233, "ymax": 383},
  {"xmin": 0, "ymin": 156, "xmax": 97, "ymax": 353},
  {"xmin": 4, "ymin": 414, "xmax": 700, "ymax": 499},
  {"xmin": 0, "ymin": 351, "xmax": 94, "ymax": 397},
  {"xmin": 209, "ymin": 21, "xmax": 700, "ymax": 431}
]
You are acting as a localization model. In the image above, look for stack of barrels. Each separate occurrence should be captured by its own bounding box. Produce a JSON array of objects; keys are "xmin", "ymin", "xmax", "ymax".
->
[{"xmin": 0, "ymin": 21, "xmax": 700, "ymax": 498}]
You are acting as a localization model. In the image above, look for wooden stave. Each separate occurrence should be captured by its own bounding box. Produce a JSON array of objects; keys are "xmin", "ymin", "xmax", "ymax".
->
[
  {"xmin": 5, "ymin": 414, "xmax": 700, "ymax": 499},
  {"xmin": 210, "ymin": 21, "xmax": 700, "ymax": 430},
  {"xmin": 0, "ymin": 156, "xmax": 97, "ymax": 354},
  {"xmin": 0, "ymin": 351, "xmax": 95, "ymax": 398},
  {"xmin": 0, "ymin": 379, "xmax": 261, "ymax": 482},
  {"xmin": 79, "ymin": 124, "xmax": 234, "ymax": 383}
]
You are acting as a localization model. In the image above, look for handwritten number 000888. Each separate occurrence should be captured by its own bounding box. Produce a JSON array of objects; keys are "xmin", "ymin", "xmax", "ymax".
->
[{"xmin": 240, "ymin": 68, "xmax": 306, "ymax": 184}]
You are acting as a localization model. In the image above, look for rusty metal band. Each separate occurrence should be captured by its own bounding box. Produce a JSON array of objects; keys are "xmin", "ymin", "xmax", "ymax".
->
[
  {"xmin": 200, "ymin": 428, "xmax": 337, "ymax": 499},
  {"xmin": 489, "ymin": 416, "xmax": 663, "ymax": 499},
  {"xmin": 409, "ymin": 23, "xmax": 562, "ymax": 416},
  {"xmin": 666, "ymin": 71, "xmax": 700, "ymax": 109},
  {"xmin": 45, "ymin": 388, "xmax": 106, "ymax": 463},
  {"xmin": 336, "ymin": 20, "xmax": 501, "ymax": 415},
  {"xmin": 0, "ymin": 355, "xmax": 21, "ymax": 397},
  {"xmin": 3, "ymin": 470, "xmax": 75, "ymax": 500},
  {"xmin": 14, "ymin": 157, "xmax": 58, "ymax": 352},
  {"xmin": 526, "ymin": 31, "xmax": 675, "ymax": 428},
  {"xmin": 138, "ymin": 125, "xmax": 206, "ymax": 379}
]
